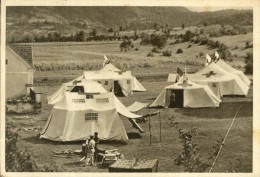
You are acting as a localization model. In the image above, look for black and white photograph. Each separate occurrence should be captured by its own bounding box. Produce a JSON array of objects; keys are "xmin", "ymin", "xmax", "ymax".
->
[{"xmin": 1, "ymin": 0, "xmax": 259, "ymax": 176}]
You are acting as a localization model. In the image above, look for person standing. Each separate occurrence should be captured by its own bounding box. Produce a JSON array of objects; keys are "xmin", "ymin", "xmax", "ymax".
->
[
  {"xmin": 87, "ymin": 134, "xmax": 96, "ymax": 166},
  {"xmin": 93, "ymin": 132, "xmax": 100, "ymax": 162}
]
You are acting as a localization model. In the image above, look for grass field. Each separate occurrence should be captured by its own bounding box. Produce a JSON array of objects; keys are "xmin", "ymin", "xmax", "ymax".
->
[
  {"xmin": 6, "ymin": 81, "xmax": 253, "ymax": 172},
  {"xmin": 6, "ymin": 31, "xmax": 253, "ymax": 172}
]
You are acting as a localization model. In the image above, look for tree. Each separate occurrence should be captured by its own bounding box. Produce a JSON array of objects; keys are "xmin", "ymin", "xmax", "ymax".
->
[
  {"xmin": 75, "ymin": 31, "xmax": 85, "ymax": 41},
  {"xmin": 120, "ymin": 39, "xmax": 133, "ymax": 52},
  {"xmin": 150, "ymin": 34, "xmax": 168, "ymax": 49},
  {"xmin": 90, "ymin": 29, "xmax": 97, "ymax": 37},
  {"xmin": 108, "ymin": 27, "xmax": 113, "ymax": 33},
  {"xmin": 182, "ymin": 30, "xmax": 195, "ymax": 42},
  {"xmin": 244, "ymin": 52, "xmax": 253, "ymax": 74},
  {"xmin": 182, "ymin": 23, "xmax": 185, "ymax": 30},
  {"xmin": 53, "ymin": 32, "xmax": 61, "ymax": 41}
]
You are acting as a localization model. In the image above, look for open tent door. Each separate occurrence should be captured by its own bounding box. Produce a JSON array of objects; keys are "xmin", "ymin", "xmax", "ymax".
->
[
  {"xmin": 114, "ymin": 81, "xmax": 124, "ymax": 96},
  {"xmin": 169, "ymin": 89, "xmax": 184, "ymax": 108}
]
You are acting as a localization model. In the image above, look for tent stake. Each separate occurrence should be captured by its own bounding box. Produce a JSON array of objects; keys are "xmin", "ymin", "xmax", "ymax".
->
[{"xmin": 159, "ymin": 111, "xmax": 161, "ymax": 142}]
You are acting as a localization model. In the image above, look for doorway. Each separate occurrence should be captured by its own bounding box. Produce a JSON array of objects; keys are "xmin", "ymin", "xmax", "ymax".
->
[
  {"xmin": 169, "ymin": 89, "xmax": 184, "ymax": 108},
  {"xmin": 114, "ymin": 81, "xmax": 124, "ymax": 96}
]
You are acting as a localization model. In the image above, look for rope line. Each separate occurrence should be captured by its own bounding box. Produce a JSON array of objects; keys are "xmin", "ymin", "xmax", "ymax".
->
[{"xmin": 209, "ymin": 104, "xmax": 242, "ymax": 172}]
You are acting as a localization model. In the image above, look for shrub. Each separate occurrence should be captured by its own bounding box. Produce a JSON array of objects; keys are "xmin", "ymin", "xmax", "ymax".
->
[
  {"xmin": 5, "ymin": 122, "xmax": 61, "ymax": 172},
  {"xmin": 200, "ymin": 37, "xmax": 208, "ymax": 45},
  {"xmin": 173, "ymin": 123, "xmax": 223, "ymax": 172},
  {"xmin": 187, "ymin": 44, "xmax": 192, "ymax": 48},
  {"xmin": 162, "ymin": 50, "xmax": 172, "ymax": 57},
  {"xmin": 176, "ymin": 48, "xmax": 183, "ymax": 54},
  {"xmin": 182, "ymin": 30, "xmax": 195, "ymax": 42},
  {"xmin": 150, "ymin": 34, "xmax": 168, "ymax": 49},
  {"xmin": 217, "ymin": 44, "xmax": 233, "ymax": 61},
  {"xmin": 244, "ymin": 52, "xmax": 253, "ymax": 74},
  {"xmin": 245, "ymin": 41, "xmax": 253, "ymax": 49},
  {"xmin": 152, "ymin": 46, "xmax": 161, "ymax": 53},
  {"xmin": 199, "ymin": 51, "xmax": 204, "ymax": 57},
  {"xmin": 147, "ymin": 52, "xmax": 154, "ymax": 57},
  {"xmin": 135, "ymin": 47, "xmax": 139, "ymax": 51}
]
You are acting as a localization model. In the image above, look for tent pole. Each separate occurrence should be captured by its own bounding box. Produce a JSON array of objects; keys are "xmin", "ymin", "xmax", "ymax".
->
[
  {"xmin": 149, "ymin": 109, "xmax": 151, "ymax": 146},
  {"xmin": 159, "ymin": 111, "xmax": 161, "ymax": 142}
]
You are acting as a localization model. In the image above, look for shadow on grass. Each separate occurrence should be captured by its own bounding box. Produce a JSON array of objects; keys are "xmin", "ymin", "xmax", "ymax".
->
[
  {"xmin": 23, "ymin": 135, "xmax": 133, "ymax": 146},
  {"xmin": 22, "ymin": 136, "xmax": 84, "ymax": 145},
  {"xmin": 127, "ymin": 132, "xmax": 142, "ymax": 139},
  {"xmin": 175, "ymin": 101, "xmax": 252, "ymax": 119}
]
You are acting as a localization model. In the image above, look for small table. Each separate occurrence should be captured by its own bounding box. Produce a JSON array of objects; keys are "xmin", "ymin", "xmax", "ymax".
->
[{"xmin": 108, "ymin": 159, "xmax": 159, "ymax": 172}]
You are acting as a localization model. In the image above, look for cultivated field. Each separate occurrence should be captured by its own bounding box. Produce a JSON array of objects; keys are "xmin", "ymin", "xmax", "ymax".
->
[{"xmin": 6, "ymin": 30, "xmax": 253, "ymax": 172}]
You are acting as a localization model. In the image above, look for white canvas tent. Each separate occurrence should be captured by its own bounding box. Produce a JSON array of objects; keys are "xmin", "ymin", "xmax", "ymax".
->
[
  {"xmin": 216, "ymin": 59, "xmax": 251, "ymax": 86},
  {"xmin": 186, "ymin": 62, "xmax": 249, "ymax": 98},
  {"xmin": 47, "ymin": 80, "xmax": 107, "ymax": 105},
  {"xmin": 83, "ymin": 63, "xmax": 146, "ymax": 96},
  {"xmin": 41, "ymin": 81, "xmax": 144, "ymax": 141},
  {"xmin": 150, "ymin": 80, "xmax": 221, "ymax": 108}
]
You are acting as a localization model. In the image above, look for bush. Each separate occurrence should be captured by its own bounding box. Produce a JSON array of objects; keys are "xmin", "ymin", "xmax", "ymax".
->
[
  {"xmin": 162, "ymin": 50, "xmax": 172, "ymax": 57},
  {"xmin": 245, "ymin": 41, "xmax": 253, "ymax": 49},
  {"xmin": 135, "ymin": 47, "xmax": 139, "ymax": 51},
  {"xmin": 182, "ymin": 30, "xmax": 195, "ymax": 42},
  {"xmin": 150, "ymin": 34, "xmax": 168, "ymax": 49},
  {"xmin": 147, "ymin": 52, "xmax": 154, "ymax": 57},
  {"xmin": 187, "ymin": 44, "xmax": 192, "ymax": 48},
  {"xmin": 176, "ymin": 48, "xmax": 183, "ymax": 54},
  {"xmin": 173, "ymin": 123, "xmax": 223, "ymax": 172},
  {"xmin": 244, "ymin": 52, "xmax": 253, "ymax": 74},
  {"xmin": 217, "ymin": 44, "xmax": 233, "ymax": 61},
  {"xmin": 152, "ymin": 46, "xmax": 160, "ymax": 53},
  {"xmin": 5, "ymin": 122, "xmax": 61, "ymax": 172},
  {"xmin": 199, "ymin": 51, "xmax": 204, "ymax": 57},
  {"xmin": 200, "ymin": 38, "xmax": 208, "ymax": 45}
]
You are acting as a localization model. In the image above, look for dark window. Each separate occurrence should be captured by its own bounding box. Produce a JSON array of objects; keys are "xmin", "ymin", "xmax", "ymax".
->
[
  {"xmin": 85, "ymin": 113, "xmax": 98, "ymax": 121},
  {"xmin": 104, "ymin": 81, "xmax": 108, "ymax": 85},
  {"xmin": 6, "ymin": 59, "xmax": 8, "ymax": 65},
  {"xmin": 86, "ymin": 94, "xmax": 94, "ymax": 99}
]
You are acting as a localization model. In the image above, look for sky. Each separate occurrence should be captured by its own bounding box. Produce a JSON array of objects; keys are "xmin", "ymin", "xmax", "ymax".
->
[{"xmin": 187, "ymin": 7, "xmax": 252, "ymax": 12}]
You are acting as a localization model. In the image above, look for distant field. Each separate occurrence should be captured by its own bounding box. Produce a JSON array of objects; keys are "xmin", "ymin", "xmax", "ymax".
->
[{"xmin": 31, "ymin": 32, "xmax": 252, "ymax": 83}]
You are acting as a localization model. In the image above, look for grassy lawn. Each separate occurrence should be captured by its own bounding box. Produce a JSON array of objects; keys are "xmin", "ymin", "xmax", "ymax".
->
[
  {"xmin": 6, "ymin": 31, "xmax": 253, "ymax": 172},
  {"xmin": 6, "ymin": 81, "xmax": 253, "ymax": 172}
]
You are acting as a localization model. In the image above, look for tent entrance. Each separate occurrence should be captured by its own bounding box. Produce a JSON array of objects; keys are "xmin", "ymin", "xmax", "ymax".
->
[
  {"xmin": 70, "ymin": 86, "xmax": 84, "ymax": 93},
  {"xmin": 169, "ymin": 89, "xmax": 184, "ymax": 108},
  {"xmin": 114, "ymin": 81, "xmax": 124, "ymax": 96}
]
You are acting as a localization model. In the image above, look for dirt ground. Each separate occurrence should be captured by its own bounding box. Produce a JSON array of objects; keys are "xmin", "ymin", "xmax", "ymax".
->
[{"xmin": 5, "ymin": 81, "xmax": 253, "ymax": 172}]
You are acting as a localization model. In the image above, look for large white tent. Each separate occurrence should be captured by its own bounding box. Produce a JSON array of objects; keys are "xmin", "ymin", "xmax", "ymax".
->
[
  {"xmin": 215, "ymin": 59, "xmax": 251, "ymax": 86},
  {"xmin": 150, "ymin": 80, "xmax": 221, "ymax": 108},
  {"xmin": 186, "ymin": 62, "xmax": 249, "ymax": 98},
  {"xmin": 41, "ymin": 81, "xmax": 143, "ymax": 141},
  {"xmin": 83, "ymin": 63, "xmax": 146, "ymax": 96}
]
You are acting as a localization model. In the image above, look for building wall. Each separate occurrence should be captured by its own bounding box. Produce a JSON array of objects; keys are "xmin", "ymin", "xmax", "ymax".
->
[{"xmin": 6, "ymin": 47, "xmax": 34, "ymax": 99}]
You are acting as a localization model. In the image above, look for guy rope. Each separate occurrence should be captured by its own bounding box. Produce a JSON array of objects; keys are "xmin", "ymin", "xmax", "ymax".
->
[{"xmin": 209, "ymin": 104, "xmax": 242, "ymax": 172}]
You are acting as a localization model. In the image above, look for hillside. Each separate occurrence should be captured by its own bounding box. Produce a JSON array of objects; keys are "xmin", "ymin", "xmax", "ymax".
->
[{"xmin": 6, "ymin": 6, "xmax": 252, "ymax": 42}]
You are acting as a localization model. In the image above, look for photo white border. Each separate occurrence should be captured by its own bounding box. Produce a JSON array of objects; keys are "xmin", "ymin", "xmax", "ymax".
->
[{"xmin": 1, "ymin": 0, "xmax": 259, "ymax": 177}]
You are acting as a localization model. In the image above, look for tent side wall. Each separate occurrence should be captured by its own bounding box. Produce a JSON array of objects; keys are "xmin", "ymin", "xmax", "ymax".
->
[
  {"xmin": 40, "ymin": 108, "xmax": 128, "ymax": 141},
  {"xmin": 184, "ymin": 88, "xmax": 220, "ymax": 107}
]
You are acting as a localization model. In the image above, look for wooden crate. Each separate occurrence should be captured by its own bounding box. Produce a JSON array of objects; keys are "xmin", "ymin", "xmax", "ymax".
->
[{"xmin": 108, "ymin": 159, "xmax": 159, "ymax": 172}]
